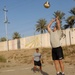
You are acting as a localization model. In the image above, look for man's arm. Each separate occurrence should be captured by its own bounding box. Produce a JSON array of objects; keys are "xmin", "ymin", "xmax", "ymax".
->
[
  {"xmin": 40, "ymin": 54, "xmax": 44, "ymax": 63},
  {"xmin": 56, "ymin": 17, "xmax": 61, "ymax": 30},
  {"xmin": 47, "ymin": 19, "xmax": 55, "ymax": 33},
  {"xmin": 32, "ymin": 54, "xmax": 34, "ymax": 63}
]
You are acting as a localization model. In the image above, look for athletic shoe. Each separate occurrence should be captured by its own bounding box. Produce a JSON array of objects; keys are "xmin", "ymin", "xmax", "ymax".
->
[
  {"xmin": 62, "ymin": 74, "xmax": 65, "ymax": 75},
  {"xmin": 59, "ymin": 72, "xmax": 62, "ymax": 75},
  {"xmin": 56, "ymin": 73, "xmax": 61, "ymax": 75},
  {"xmin": 59, "ymin": 72, "xmax": 65, "ymax": 75}
]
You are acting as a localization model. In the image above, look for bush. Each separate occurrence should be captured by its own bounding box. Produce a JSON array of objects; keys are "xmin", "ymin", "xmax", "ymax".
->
[{"xmin": 0, "ymin": 55, "xmax": 6, "ymax": 63}]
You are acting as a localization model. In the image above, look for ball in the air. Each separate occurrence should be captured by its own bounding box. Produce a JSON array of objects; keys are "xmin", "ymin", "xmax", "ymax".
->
[{"xmin": 44, "ymin": 1, "xmax": 50, "ymax": 8}]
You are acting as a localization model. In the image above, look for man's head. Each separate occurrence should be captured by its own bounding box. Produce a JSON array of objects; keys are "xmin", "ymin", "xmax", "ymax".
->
[{"xmin": 36, "ymin": 48, "xmax": 39, "ymax": 53}]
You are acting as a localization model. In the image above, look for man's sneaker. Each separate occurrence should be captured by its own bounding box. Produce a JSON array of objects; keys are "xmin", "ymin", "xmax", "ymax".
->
[
  {"xmin": 59, "ymin": 72, "xmax": 62, "ymax": 75},
  {"xmin": 56, "ymin": 74, "xmax": 60, "ymax": 75},
  {"xmin": 56, "ymin": 73, "xmax": 61, "ymax": 75},
  {"xmin": 59, "ymin": 72, "xmax": 65, "ymax": 75},
  {"xmin": 61, "ymin": 74, "xmax": 65, "ymax": 75}
]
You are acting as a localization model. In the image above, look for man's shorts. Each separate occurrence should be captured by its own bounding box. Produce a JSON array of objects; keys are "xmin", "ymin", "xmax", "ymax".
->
[
  {"xmin": 52, "ymin": 46, "xmax": 64, "ymax": 60},
  {"xmin": 34, "ymin": 61, "xmax": 41, "ymax": 66}
]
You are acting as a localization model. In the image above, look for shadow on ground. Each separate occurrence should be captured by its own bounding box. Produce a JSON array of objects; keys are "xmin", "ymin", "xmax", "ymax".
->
[{"xmin": 31, "ymin": 67, "xmax": 49, "ymax": 75}]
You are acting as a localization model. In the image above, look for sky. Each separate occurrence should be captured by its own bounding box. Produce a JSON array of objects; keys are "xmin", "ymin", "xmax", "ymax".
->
[{"xmin": 0, "ymin": 0, "xmax": 75, "ymax": 39}]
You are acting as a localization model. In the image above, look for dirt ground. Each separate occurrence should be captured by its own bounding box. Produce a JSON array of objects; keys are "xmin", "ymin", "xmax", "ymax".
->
[
  {"xmin": 0, "ymin": 62, "xmax": 75, "ymax": 75},
  {"xmin": 0, "ymin": 45, "xmax": 75, "ymax": 75}
]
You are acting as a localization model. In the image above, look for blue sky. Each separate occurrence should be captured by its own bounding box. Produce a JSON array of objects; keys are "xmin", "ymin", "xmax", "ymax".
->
[{"xmin": 0, "ymin": 0, "xmax": 75, "ymax": 39}]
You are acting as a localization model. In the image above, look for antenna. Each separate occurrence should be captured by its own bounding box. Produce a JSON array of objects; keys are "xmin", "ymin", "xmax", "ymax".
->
[{"xmin": 3, "ymin": 6, "xmax": 10, "ymax": 51}]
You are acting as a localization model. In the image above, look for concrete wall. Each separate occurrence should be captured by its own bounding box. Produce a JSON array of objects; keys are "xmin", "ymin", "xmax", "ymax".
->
[
  {"xmin": 0, "ymin": 28, "xmax": 75, "ymax": 51},
  {"xmin": 0, "ymin": 42, "xmax": 7, "ymax": 51}
]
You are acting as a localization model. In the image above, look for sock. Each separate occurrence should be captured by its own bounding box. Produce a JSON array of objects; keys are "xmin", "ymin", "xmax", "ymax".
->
[
  {"xmin": 57, "ymin": 72, "xmax": 60, "ymax": 74},
  {"xmin": 62, "ymin": 72, "xmax": 65, "ymax": 74}
]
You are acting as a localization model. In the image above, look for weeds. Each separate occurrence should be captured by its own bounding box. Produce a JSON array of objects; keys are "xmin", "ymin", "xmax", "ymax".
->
[{"xmin": 0, "ymin": 55, "xmax": 6, "ymax": 63}]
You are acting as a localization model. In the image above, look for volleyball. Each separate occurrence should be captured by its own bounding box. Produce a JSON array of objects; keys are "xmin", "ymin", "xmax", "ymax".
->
[{"xmin": 44, "ymin": 1, "xmax": 50, "ymax": 8}]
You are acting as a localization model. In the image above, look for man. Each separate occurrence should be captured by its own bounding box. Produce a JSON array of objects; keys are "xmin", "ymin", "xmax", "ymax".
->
[
  {"xmin": 47, "ymin": 17, "xmax": 65, "ymax": 75},
  {"xmin": 32, "ymin": 48, "xmax": 42, "ymax": 72}
]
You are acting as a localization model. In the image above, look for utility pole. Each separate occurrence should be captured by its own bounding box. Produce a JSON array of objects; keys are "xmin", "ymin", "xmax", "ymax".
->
[{"xmin": 3, "ymin": 6, "xmax": 9, "ymax": 51}]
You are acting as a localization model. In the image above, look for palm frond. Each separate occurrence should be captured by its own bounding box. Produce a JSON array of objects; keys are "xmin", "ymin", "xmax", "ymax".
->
[
  {"xmin": 35, "ymin": 19, "xmax": 47, "ymax": 34},
  {"xmin": 70, "ymin": 7, "xmax": 75, "ymax": 15}
]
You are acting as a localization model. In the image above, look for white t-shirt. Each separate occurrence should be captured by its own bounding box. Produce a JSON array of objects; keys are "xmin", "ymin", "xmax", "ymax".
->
[
  {"xmin": 33, "ymin": 52, "xmax": 41, "ymax": 61},
  {"xmin": 50, "ymin": 29, "xmax": 61, "ymax": 48}
]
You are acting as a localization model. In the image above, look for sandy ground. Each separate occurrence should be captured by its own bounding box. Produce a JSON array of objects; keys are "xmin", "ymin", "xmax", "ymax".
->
[
  {"xmin": 0, "ymin": 46, "xmax": 75, "ymax": 75},
  {"xmin": 0, "ymin": 63, "xmax": 75, "ymax": 75}
]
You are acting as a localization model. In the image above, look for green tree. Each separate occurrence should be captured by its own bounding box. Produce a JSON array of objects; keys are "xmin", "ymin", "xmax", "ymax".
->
[
  {"xmin": 0, "ymin": 37, "xmax": 6, "ymax": 42},
  {"xmin": 70, "ymin": 7, "xmax": 75, "ymax": 15},
  {"xmin": 53, "ymin": 10, "xmax": 65, "ymax": 29},
  {"xmin": 64, "ymin": 7, "xmax": 75, "ymax": 29},
  {"xmin": 36, "ymin": 19, "xmax": 47, "ymax": 34},
  {"xmin": 12, "ymin": 32, "xmax": 21, "ymax": 39}
]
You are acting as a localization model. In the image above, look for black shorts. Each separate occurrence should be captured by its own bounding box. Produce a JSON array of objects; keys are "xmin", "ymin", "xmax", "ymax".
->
[
  {"xmin": 34, "ymin": 61, "xmax": 41, "ymax": 66},
  {"xmin": 52, "ymin": 46, "xmax": 64, "ymax": 60}
]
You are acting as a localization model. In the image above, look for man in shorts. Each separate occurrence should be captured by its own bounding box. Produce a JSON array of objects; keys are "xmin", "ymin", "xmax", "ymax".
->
[
  {"xmin": 47, "ymin": 17, "xmax": 65, "ymax": 75},
  {"xmin": 32, "ymin": 48, "xmax": 42, "ymax": 71}
]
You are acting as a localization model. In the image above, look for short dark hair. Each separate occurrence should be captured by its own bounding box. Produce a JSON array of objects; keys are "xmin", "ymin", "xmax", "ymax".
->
[{"xmin": 36, "ymin": 48, "xmax": 39, "ymax": 50}]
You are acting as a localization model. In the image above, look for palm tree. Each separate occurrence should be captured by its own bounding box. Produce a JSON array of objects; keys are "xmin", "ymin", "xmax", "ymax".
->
[
  {"xmin": 0, "ymin": 37, "xmax": 6, "ymax": 42},
  {"xmin": 36, "ymin": 19, "xmax": 47, "ymax": 34},
  {"xmin": 64, "ymin": 7, "xmax": 75, "ymax": 29},
  {"xmin": 53, "ymin": 11, "xmax": 65, "ymax": 29},
  {"xmin": 64, "ymin": 16, "xmax": 75, "ymax": 29},
  {"xmin": 70, "ymin": 7, "xmax": 75, "ymax": 15},
  {"xmin": 12, "ymin": 32, "xmax": 21, "ymax": 39}
]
